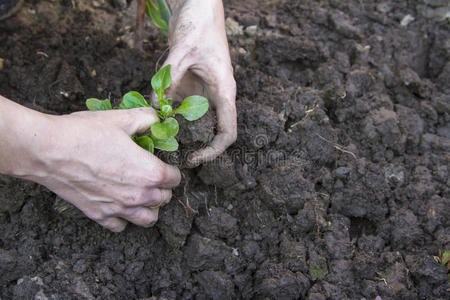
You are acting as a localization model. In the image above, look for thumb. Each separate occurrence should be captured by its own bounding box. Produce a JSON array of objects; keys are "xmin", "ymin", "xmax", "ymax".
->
[
  {"xmin": 109, "ymin": 107, "xmax": 160, "ymax": 136},
  {"xmin": 152, "ymin": 49, "xmax": 190, "ymax": 106}
]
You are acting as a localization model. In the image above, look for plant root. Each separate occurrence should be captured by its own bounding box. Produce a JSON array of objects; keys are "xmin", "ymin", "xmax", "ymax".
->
[{"xmin": 315, "ymin": 133, "xmax": 357, "ymax": 159}]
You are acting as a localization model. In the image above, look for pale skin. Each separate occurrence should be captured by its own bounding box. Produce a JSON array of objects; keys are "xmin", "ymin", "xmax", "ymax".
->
[
  {"xmin": 0, "ymin": 0, "xmax": 236, "ymax": 232},
  {"xmin": 162, "ymin": 0, "xmax": 237, "ymax": 166}
]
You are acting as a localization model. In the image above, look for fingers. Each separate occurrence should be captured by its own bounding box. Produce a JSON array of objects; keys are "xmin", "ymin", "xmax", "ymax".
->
[
  {"xmin": 97, "ymin": 217, "xmax": 128, "ymax": 232},
  {"xmin": 119, "ymin": 207, "xmax": 159, "ymax": 228},
  {"xmin": 97, "ymin": 206, "xmax": 160, "ymax": 231},
  {"xmin": 159, "ymin": 48, "xmax": 191, "ymax": 99},
  {"xmin": 148, "ymin": 188, "xmax": 172, "ymax": 207},
  {"xmin": 123, "ymin": 188, "xmax": 173, "ymax": 207},
  {"xmin": 187, "ymin": 83, "xmax": 237, "ymax": 167},
  {"xmin": 154, "ymin": 164, "xmax": 182, "ymax": 189},
  {"xmin": 90, "ymin": 187, "xmax": 170, "ymax": 231},
  {"xmin": 108, "ymin": 108, "xmax": 160, "ymax": 136}
]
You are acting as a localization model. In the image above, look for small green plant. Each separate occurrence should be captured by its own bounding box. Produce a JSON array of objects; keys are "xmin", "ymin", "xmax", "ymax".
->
[
  {"xmin": 85, "ymin": 64, "xmax": 209, "ymax": 153},
  {"xmin": 141, "ymin": 0, "xmax": 171, "ymax": 37}
]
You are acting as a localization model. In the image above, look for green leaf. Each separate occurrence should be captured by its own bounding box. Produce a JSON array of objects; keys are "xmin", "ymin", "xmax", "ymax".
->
[
  {"xmin": 157, "ymin": 110, "xmax": 165, "ymax": 119},
  {"xmin": 133, "ymin": 135, "xmax": 155, "ymax": 153},
  {"xmin": 166, "ymin": 97, "xmax": 173, "ymax": 106},
  {"xmin": 119, "ymin": 91, "xmax": 149, "ymax": 109},
  {"xmin": 157, "ymin": 0, "xmax": 171, "ymax": 25},
  {"xmin": 442, "ymin": 250, "xmax": 450, "ymax": 266},
  {"xmin": 159, "ymin": 97, "xmax": 168, "ymax": 108},
  {"xmin": 151, "ymin": 64, "xmax": 171, "ymax": 101},
  {"xmin": 151, "ymin": 117, "xmax": 179, "ymax": 139},
  {"xmin": 161, "ymin": 104, "xmax": 172, "ymax": 117},
  {"xmin": 145, "ymin": 0, "xmax": 168, "ymax": 30},
  {"xmin": 86, "ymin": 98, "xmax": 112, "ymax": 111},
  {"xmin": 174, "ymin": 96, "xmax": 209, "ymax": 121},
  {"xmin": 152, "ymin": 135, "xmax": 179, "ymax": 151}
]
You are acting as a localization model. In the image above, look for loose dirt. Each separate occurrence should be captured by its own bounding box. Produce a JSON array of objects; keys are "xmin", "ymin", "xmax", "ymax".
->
[{"xmin": 0, "ymin": 0, "xmax": 449, "ymax": 299}]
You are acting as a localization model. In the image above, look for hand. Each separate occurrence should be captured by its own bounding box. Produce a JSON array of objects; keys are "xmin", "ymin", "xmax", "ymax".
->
[
  {"xmin": 159, "ymin": 0, "xmax": 237, "ymax": 167},
  {"xmin": 0, "ymin": 100, "xmax": 181, "ymax": 232}
]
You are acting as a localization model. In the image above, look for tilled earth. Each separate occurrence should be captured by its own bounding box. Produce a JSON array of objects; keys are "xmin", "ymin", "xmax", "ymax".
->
[{"xmin": 0, "ymin": 0, "xmax": 449, "ymax": 299}]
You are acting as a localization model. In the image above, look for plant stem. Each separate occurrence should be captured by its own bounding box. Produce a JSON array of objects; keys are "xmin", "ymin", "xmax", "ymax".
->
[{"xmin": 135, "ymin": 0, "xmax": 147, "ymax": 51}]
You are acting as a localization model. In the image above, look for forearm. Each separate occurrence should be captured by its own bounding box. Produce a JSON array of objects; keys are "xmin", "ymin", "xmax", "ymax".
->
[{"xmin": 0, "ymin": 96, "xmax": 52, "ymax": 178}]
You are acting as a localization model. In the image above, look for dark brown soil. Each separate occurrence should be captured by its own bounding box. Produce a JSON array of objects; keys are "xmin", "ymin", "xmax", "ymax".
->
[{"xmin": 1, "ymin": 0, "xmax": 449, "ymax": 299}]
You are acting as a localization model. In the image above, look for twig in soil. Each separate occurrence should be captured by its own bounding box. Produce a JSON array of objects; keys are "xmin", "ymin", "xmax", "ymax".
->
[
  {"xmin": 177, "ymin": 198, "xmax": 189, "ymax": 217},
  {"xmin": 135, "ymin": 0, "xmax": 147, "ymax": 51},
  {"xmin": 312, "ymin": 195, "xmax": 323, "ymax": 236},
  {"xmin": 180, "ymin": 172, "xmax": 199, "ymax": 215},
  {"xmin": 289, "ymin": 105, "xmax": 318, "ymax": 129},
  {"xmin": 204, "ymin": 193, "xmax": 210, "ymax": 217},
  {"xmin": 36, "ymin": 51, "xmax": 49, "ymax": 58},
  {"xmin": 315, "ymin": 133, "xmax": 357, "ymax": 159},
  {"xmin": 377, "ymin": 276, "xmax": 388, "ymax": 286}
]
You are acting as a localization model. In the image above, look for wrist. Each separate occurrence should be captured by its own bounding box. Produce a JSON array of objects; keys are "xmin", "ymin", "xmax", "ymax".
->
[
  {"xmin": 168, "ymin": 0, "xmax": 222, "ymax": 15},
  {"xmin": 0, "ymin": 96, "xmax": 54, "ymax": 180}
]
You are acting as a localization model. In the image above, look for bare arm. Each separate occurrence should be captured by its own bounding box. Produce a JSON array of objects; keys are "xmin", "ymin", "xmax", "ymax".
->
[
  {"xmin": 0, "ymin": 95, "xmax": 51, "ymax": 177},
  {"xmin": 0, "ymin": 95, "xmax": 181, "ymax": 232},
  {"xmin": 160, "ymin": 0, "xmax": 237, "ymax": 166}
]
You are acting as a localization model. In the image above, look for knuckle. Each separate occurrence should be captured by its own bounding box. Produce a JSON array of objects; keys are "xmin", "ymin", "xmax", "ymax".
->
[
  {"xmin": 137, "ymin": 208, "xmax": 159, "ymax": 228},
  {"xmin": 149, "ymin": 214, "xmax": 158, "ymax": 225},
  {"xmin": 110, "ymin": 225, "xmax": 126, "ymax": 233},
  {"xmin": 161, "ymin": 189, "xmax": 172, "ymax": 204},
  {"xmin": 152, "ymin": 164, "xmax": 169, "ymax": 184},
  {"xmin": 105, "ymin": 219, "xmax": 126, "ymax": 233},
  {"xmin": 85, "ymin": 210, "xmax": 105, "ymax": 222},
  {"xmin": 150, "ymin": 189, "xmax": 164, "ymax": 206},
  {"xmin": 145, "ymin": 211, "xmax": 159, "ymax": 227},
  {"xmin": 104, "ymin": 204, "xmax": 122, "ymax": 216},
  {"xmin": 123, "ymin": 189, "xmax": 148, "ymax": 206}
]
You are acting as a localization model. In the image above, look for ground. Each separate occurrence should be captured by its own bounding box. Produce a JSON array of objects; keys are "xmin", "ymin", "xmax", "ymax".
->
[{"xmin": 0, "ymin": 0, "xmax": 449, "ymax": 299}]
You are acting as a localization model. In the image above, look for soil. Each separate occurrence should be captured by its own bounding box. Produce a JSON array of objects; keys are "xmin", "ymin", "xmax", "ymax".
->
[{"xmin": 0, "ymin": 0, "xmax": 449, "ymax": 299}]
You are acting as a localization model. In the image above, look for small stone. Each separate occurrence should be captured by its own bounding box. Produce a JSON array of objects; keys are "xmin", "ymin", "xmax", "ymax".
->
[
  {"xmin": 336, "ymin": 167, "xmax": 351, "ymax": 178},
  {"xmin": 59, "ymin": 91, "xmax": 69, "ymax": 98},
  {"xmin": 238, "ymin": 48, "xmax": 247, "ymax": 55},
  {"xmin": 227, "ymin": 204, "xmax": 233, "ymax": 211},
  {"xmin": 400, "ymin": 14, "xmax": 415, "ymax": 27},
  {"xmin": 0, "ymin": 58, "xmax": 3, "ymax": 70},
  {"xmin": 92, "ymin": 0, "xmax": 104, "ymax": 8},
  {"xmin": 384, "ymin": 164, "xmax": 405, "ymax": 184},
  {"xmin": 91, "ymin": 69, "xmax": 96, "ymax": 77},
  {"xmin": 225, "ymin": 18, "xmax": 243, "ymax": 36},
  {"xmin": 245, "ymin": 25, "xmax": 257, "ymax": 37},
  {"xmin": 232, "ymin": 248, "xmax": 239, "ymax": 256}
]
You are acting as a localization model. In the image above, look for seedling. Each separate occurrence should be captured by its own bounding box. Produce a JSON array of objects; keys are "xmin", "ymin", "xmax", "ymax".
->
[
  {"xmin": 85, "ymin": 64, "xmax": 209, "ymax": 153},
  {"xmin": 145, "ymin": 0, "xmax": 171, "ymax": 37},
  {"xmin": 135, "ymin": 0, "xmax": 170, "ymax": 49},
  {"xmin": 136, "ymin": 0, "xmax": 170, "ymax": 37}
]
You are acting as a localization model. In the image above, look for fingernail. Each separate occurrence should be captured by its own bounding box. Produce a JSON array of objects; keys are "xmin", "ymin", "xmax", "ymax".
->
[{"xmin": 185, "ymin": 155, "xmax": 201, "ymax": 168}]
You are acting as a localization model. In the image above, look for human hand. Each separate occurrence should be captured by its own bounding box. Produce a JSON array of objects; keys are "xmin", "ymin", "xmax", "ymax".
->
[
  {"xmin": 31, "ymin": 108, "xmax": 181, "ymax": 232},
  {"xmin": 158, "ymin": 0, "xmax": 237, "ymax": 167}
]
